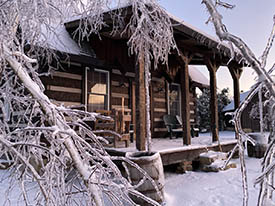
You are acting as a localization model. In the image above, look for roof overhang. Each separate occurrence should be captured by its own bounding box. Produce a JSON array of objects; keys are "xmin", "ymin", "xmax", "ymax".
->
[{"xmin": 64, "ymin": 4, "xmax": 245, "ymax": 67}]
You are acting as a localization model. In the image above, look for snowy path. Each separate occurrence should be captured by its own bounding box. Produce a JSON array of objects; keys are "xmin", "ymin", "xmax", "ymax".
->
[{"xmin": 164, "ymin": 156, "xmax": 262, "ymax": 206}]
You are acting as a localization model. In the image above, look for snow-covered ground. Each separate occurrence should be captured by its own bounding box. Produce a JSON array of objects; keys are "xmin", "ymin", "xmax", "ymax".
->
[
  {"xmin": 0, "ymin": 156, "xmax": 263, "ymax": 206},
  {"xmin": 0, "ymin": 131, "xmax": 265, "ymax": 206},
  {"xmin": 164, "ymin": 156, "xmax": 262, "ymax": 206}
]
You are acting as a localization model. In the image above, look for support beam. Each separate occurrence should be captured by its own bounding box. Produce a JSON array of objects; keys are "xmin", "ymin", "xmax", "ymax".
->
[
  {"xmin": 130, "ymin": 81, "xmax": 136, "ymax": 141},
  {"xmin": 178, "ymin": 51, "xmax": 193, "ymax": 145},
  {"xmin": 150, "ymin": 84, "xmax": 154, "ymax": 137},
  {"xmin": 135, "ymin": 54, "xmax": 146, "ymax": 151},
  {"xmin": 228, "ymin": 63, "xmax": 243, "ymax": 110},
  {"xmin": 205, "ymin": 58, "xmax": 220, "ymax": 142}
]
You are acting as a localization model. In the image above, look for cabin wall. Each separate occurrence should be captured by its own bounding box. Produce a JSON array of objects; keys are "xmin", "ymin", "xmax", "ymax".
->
[
  {"xmin": 190, "ymin": 88, "xmax": 197, "ymax": 126},
  {"xmin": 90, "ymin": 35, "xmax": 136, "ymax": 112},
  {"xmin": 110, "ymin": 70, "xmax": 134, "ymax": 111},
  {"xmin": 224, "ymin": 93, "xmax": 269, "ymax": 132},
  {"xmin": 151, "ymin": 77, "xmax": 198, "ymax": 138},
  {"xmin": 151, "ymin": 78, "xmax": 167, "ymax": 138},
  {"xmin": 40, "ymin": 66, "xmax": 199, "ymax": 139},
  {"xmin": 40, "ymin": 62, "xmax": 84, "ymax": 107},
  {"xmin": 241, "ymin": 103, "xmax": 260, "ymax": 132},
  {"xmin": 40, "ymin": 34, "xmax": 200, "ymax": 139}
]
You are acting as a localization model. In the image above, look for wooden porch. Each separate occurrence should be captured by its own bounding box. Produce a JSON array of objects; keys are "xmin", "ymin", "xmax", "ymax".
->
[{"xmin": 106, "ymin": 131, "xmax": 237, "ymax": 166}]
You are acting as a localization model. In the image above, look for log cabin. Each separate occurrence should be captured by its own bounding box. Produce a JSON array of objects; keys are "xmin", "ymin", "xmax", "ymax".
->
[{"xmin": 38, "ymin": 5, "xmax": 245, "ymax": 150}]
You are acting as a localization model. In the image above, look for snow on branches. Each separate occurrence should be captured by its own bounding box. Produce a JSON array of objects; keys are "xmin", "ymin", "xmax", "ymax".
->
[{"xmin": 0, "ymin": 0, "xmax": 176, "ymax": 205}]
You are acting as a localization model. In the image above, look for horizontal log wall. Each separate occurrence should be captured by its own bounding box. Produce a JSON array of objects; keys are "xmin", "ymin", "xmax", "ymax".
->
[
  {"xmin": 40, "ymin": 63, "xmax": 84, "ymax": 107},
  {"xmin": 39, "ymin": 34, "xmax": 201, "ymax": 139},
  {"xmin": 40, "ymin": 64, "xmax": 199, "ymax": 139},
  {"xmin": 110, "ymin": 70, "xmax": 132, "ymax": 111},
  {"xmin": 151, "ymin": 77, "xmax": 198, "ymax": 138},
  {"xmin": 151, "ymin": 78, "xmax": 167, "ymax": 138}
]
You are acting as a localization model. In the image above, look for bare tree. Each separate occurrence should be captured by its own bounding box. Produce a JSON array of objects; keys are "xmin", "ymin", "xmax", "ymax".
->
[
  {"xmin": 202, "ymin": 1, "xmax": 275, "ymax": 206},
  {"xmin": 4, "ymin": 0, "xmax": 272, "ymax": 205},
  {"xmin": 0, "ymin": 0, "xmax": 176, "ymax": 205}
]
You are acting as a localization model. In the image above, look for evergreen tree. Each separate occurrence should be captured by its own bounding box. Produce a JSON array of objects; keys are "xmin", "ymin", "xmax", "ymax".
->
[
  {"xmin": 218, "ymin": 88, "xmax": 231, "ymax": 130},
  {"xmin": 197, "ymin": 88, "xmax": 211, "ymax": 131},
  {"xmin": 197, "ymin": 88, "xmax": 231, "ymax": 131}
]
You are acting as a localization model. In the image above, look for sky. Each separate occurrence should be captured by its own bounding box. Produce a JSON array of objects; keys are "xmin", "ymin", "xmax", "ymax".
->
[{"xmin": 158, "ymin": 0, "xmax": 275, "ymax": 96}]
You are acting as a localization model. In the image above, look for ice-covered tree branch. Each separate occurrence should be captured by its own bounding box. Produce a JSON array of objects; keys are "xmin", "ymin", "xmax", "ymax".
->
[
  {"xmin": 3, "ymin": 44, "xmax": 104, "ymax": 206},
  {"xmin": 202, "ymin": 1, "xmax": 275, "ymax": 206},
  {"xmin": 0, "ymin": 0, "xmax": 177, "ymax": 205}
]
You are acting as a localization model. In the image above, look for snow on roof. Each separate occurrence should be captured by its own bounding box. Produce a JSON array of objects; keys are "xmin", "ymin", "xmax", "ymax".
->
[
  {"xmin": 167, "ymin": 12, "xmax": 242, "ymax": 60},
  {"xmin": 189, "ymin": 66, "xmax": 209, "ymax": 87},
  {"xmin": 167, "ymin": 12, "xmax": 224, "ymax": 46},
  {"xmin": 38, "ymin": 24, "xmax": 91, "ymax": 56},
  {"xmin": 223, "ymin": 91, "xmax": 250, "ymax": 112}
]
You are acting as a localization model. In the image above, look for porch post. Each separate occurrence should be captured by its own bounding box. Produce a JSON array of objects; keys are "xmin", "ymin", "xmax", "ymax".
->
[
  {"xmin": 130, "ymin": 81, "xmax": 136, "ymax": 140},
  {"xmin": 135, "ymin": 53, "xmax": 146, "ymax": 151},
  {"xmin": 179, "ymin": 51, "xmax": 193, "ymax": 145},
  {"xmin": 150, "ymin": 84, "xmax": 154, "ymax": 137},
  {"xmin": 205, "ymin": 58, "xmax": 220, "ymax": 142},
  {"xmin": 228, "ymin": 63, "xmax": 243, "ymax": 110}
]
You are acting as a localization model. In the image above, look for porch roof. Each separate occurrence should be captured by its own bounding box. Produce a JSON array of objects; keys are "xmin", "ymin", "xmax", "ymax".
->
[
  {"xmin": 64, "ymin": 4, "xmax": 244, "ymax": 67},
  {"xmin": 189, "ymin": 66, "xmax": 209, "ymax": 88}
]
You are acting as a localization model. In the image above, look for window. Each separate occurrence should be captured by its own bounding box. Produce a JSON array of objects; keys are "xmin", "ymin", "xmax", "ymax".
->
[
  {"xmin": 168, "ymin": 83, "xmax": 181, "ymax": 117},
  {"xmin": 87, "ymin": 69, "xmax": 109, "ymax": 112}
]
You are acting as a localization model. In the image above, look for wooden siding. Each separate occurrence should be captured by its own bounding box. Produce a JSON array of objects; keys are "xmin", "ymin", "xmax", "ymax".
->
[
  {"xmin": 41, "ymin": 64, "xmax": 84, "ymax": 107},
  {"xmin": 151, "ymin": 79, "xmax": 167, "ymax": 138},
  {"xmin": 41, "ymin": 66, "xmax": 199, "ymax": 139},
  {"xmin": 88, "ymin": 34, "xmax": 200, "ymax": 138},
  {"xmin": 241, "ymin": 95, "xmax": 262, "ymax": 132},
  {"xmin": 111, "ymin": 73, "xmax": 131, "ymax": 110},
  {"xmin": 150, "ymin": 77, "xmax": 198, "ymax": 138}
]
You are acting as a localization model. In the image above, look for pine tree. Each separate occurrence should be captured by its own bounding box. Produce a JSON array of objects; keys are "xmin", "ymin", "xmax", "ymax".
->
[{"xmin": 197, "ymin": 88, "xmax": 231, "ymax": 131}]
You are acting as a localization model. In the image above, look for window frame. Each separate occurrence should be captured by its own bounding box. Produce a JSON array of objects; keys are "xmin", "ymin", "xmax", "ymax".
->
[{"xmin": 86, "ymin": 68, "xmax": 110, "ymax": 111}]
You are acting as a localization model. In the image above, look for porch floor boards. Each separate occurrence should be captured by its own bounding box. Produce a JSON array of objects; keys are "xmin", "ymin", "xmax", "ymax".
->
[{"xmin": 105, "ymin": 131, "xmax": 237, "ymax": 166}]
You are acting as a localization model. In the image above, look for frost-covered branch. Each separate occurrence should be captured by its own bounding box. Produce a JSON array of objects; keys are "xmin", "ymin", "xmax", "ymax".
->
[
  {"xmin": 0, "ymin": 0, "xmax": 176, "ymax": 205},
  {"xmin": 260, "ymin": 16, "xmax": 275, "ymax": 68},
  {"xmin": 202, "ymin": 1, "xmax": 275, "ymax": 206},
  {"xmin": 3, "ymin": 44, "xmax": 104, "ymax": 206}
]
